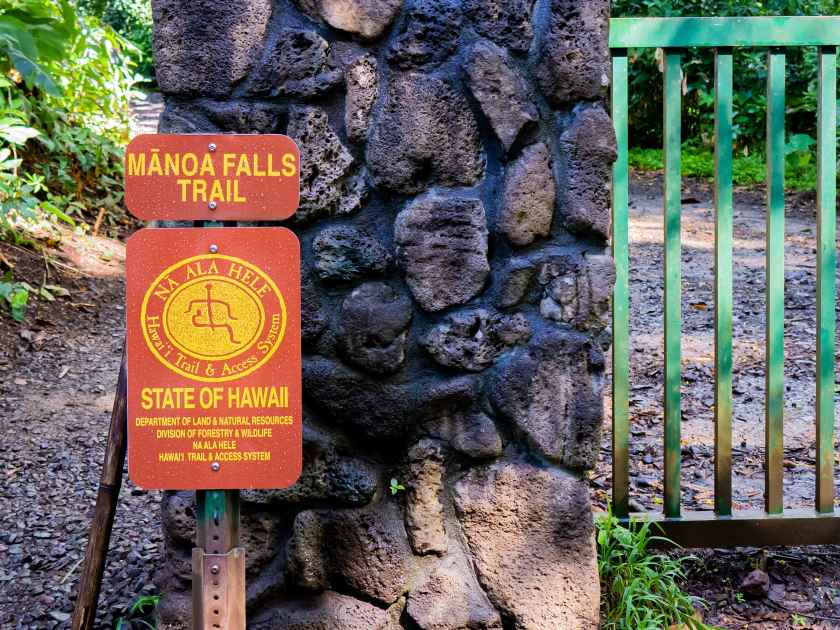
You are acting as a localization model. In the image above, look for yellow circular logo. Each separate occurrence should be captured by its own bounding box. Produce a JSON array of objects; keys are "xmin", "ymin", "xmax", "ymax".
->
[{"xmin": 141, "ymin": 254, "xmax": 286, "ymax": 382}]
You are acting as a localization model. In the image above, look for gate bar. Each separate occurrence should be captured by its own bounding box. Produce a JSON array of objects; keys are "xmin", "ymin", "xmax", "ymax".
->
[
  {"xmin": 611, "ymin": 49, "xmax": 630, "ymax": 519},
  {"xmin": 663, "ymin": 49, "xmax": 682, "ymax": 519},
  {"xmin": 765, "ymin": 49, "xmax": 786, "ymax": 515},
  {"xmin": 815, "ymin": 46, "xmax": 837, "ymax": 514},
  {"xmin": 713, "ymin": 48, "xmax": 734, "ymax": 517}
]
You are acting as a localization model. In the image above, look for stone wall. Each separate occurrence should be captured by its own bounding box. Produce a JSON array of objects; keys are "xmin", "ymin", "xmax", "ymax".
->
[{"xmin": 151, "ymin": 1, "xmax": 615, "ymax": 628}]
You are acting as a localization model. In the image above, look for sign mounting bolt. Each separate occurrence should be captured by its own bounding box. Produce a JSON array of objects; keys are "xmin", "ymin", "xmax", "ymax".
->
[
  {"xmin": 211, "ymin": 461, "xmax": 221, "ymax": 471},
  {"xmin": 209, "ymin": 244, "xmax": 219, "ymax": 254},
  {"xmin": 208, "ymin": 143, "xmax": 217, "ymax": 152},
  {"xmin": 210, "ymin": 564, "xmax": 220, "ymax": 575},
  {"xmin": 208, "ymin": 201, "xmax": 218, "ymax": 211}
]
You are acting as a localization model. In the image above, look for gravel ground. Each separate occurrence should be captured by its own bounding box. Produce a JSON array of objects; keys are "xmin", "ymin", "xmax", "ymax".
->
[{"xmin": 0, "ymin": 94, "xmax": 165, "ymax": 629}]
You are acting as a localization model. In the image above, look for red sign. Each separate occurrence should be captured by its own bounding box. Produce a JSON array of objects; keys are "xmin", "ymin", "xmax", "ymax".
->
[
  {"xmin": 126, "ymin": 227, "xmax": 302, "ymax": 490},
  {"xmin": 124, "ymin": 134, "xmax": 300, "ymax": 221}
]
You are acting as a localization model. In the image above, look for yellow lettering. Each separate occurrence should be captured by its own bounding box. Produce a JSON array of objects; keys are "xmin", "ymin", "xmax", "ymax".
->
[
  {"xmin": 282, "ymin": 153, "xmax": 297, "ymax": 177},
  {"xmin": 127, "ymin": 152, "xmax": 146, "ymax": 176}
]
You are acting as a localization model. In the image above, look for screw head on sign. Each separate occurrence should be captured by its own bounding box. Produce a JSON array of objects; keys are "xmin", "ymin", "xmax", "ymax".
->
[
  {"xmin": 209, "ymin": 244, "xmax": 219, "ymax": 254},
  {"xmin": 208, "ymin": 143, "xmax": 217, "ymax": 152},
  {"xmin": 210, "ymin": 565, "xmax": 220, "ymax": 575},
  {"xmin": 211, "ymin": 461, "xmax": 221, "ymax": 471},
  {"xmin": 208, "ymin": 201, "xmax": 218, "ymax": 211}
]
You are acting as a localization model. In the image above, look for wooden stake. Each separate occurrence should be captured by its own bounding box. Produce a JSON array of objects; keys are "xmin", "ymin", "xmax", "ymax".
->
[{"xmin": 72, "ymin": 349, "xmax": 128, "ymax": 630}]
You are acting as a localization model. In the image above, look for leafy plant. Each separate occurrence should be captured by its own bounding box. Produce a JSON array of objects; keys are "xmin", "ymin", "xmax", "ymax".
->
[
  {"xmin": 597, "ymin": 511, "xmax": 713, "ymax": 630},
  {"xmin": 389, "ymin": 478, "xmax": 406, "ymax": 495},
  {"xmin": 115, "ymin": 594, "xmax": 160, "ymax": 630},
  {"xmin": 0, "ymin": 271, "xmax": 29, "ymax": 322}
]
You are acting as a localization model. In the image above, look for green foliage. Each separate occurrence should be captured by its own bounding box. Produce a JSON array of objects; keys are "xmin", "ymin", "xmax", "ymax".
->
[
  {"xmin": 79, "ymin": 0, "xmax": 154, "ymax": 81},
  {"xmin": 0, "ymin": 271, "xmax": 29, "ymax": 321},
  {"xmin": 597, "ymin": 512, "xmax": 714, "ymax": 630},
  {"xmin": 612, "ymin": 0, "xmax": 838, "ymax": 157},
  {"xmin": 389, "ymin": 478, "xmax": 406, "ymax": 495},
  {"xmin": 0, "ymin": 0, "xmax": 139, "ymax": 242},
  {"xmin": 115, "ymin": 594, "xmax": 160, "ymax": 630},
  {"xmin": 628, "ymin": 137, "xmax": 821, "ymax": 191}
]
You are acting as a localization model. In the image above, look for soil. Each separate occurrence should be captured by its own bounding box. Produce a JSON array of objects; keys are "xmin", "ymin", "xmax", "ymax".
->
[
  {"xmin": 594, "ymin": 172, "xmax": 840, "ymax": 629},
  {"xmin": 0, "ymin": 94, "xmax": 163, "ymax": 630}
]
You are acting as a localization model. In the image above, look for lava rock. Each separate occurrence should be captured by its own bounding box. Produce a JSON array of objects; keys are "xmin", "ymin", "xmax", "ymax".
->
[
  {"xmin": 294, "ymin": 0, "xmax": 403, "ymax": 40},
  {"xmin": 286, "ymin": 502, "xmax": 415, "ymax": 605},
  {"xmin": 157, "ymin": 100, "xmax": 280, "ymax": 134},
  {"xmin": 405, "ymin": 439, "xmax": 447, "ymax": 556},
  {"xmin": 394, "ymin": 192, "xmax": 489, "ymax": 312},
  {"xmin": 465, "ymin": 41, "xmax": 537, "ymax": 153},
  {"xmin": 422, "ymin": 309, "xmax": 531, "ymax": 372},
  {"xmin": 740, "ymin": 569, "xmax": 770, "ymax": 600},
  {"xmin": 251, "ymin": 591, "xmax": 392, "ymax": 629},
  {"xmin": 407, "ymin": 555, "xmax": 502, "ymax": 629},
  {"xmin": 304, "ymin": 357, "xmax": 478, "ymax": 441},
  {"xmin": 302, "ymin": 276, "xmax": 328, "ymax": 344},
  {"xmin": 495, "ymin": 261, "xmax": 537, "ymax": 309},
  {"xmin": 490, "ymin": 330, "xmax": 603, "ymax": 470},
  {"xmin": 288, "ymin": 106, "xmax": 367, "ymax": 223},
  {"xmin": 367, "ymin": 72, "xmax": 484, "ymax": 194},
  {"xmin": 540, "ymin": 254, "xmax": 614, "ymax": 331},
  {"xmin": 464, "ymin": 0, "xmax": 535, "ymax": 52},
  {"xmin": 345, "ymin": 54, "xmax": 378, "ymax": 143},
  {"xmin": 499, "ymin": 143, "xmax": 556, "ymax": 246},
  {"xmin": 386, "ymin": 0, "xmax": 462, "ymax": 68},
  {"xmin": 453, "ymin": 459, "xmax": 599, "ymax": 629},
  {"xmin": 313, "ymin": 226, "xmax": 391, "ymax": 282},
  {"xmin": 152, "ymin": 0, "xmax": 271, "ymax": 96},
  {"xmin": 337, "ymin": 282, "xmax": 413, "ymax": 375},
  {"xmin": 428, "ymin": 410, "xmax": 503, "ymax": 459},
  {"xmin": 241, "ymin": 424, "xmax": 378, "ymax": 507},
  {"xmin": 248, "ymin": 28, "xmax": 343, "ymax": 98},
  {"xmin": 534, "ymin": 0, "xmax": 610, "ymax": 105},
  {"xmin": 557, "ymin": 104, "xmax": 617, "ymax": 238}
]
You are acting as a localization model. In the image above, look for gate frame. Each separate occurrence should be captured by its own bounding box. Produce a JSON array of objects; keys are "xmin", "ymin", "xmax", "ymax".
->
[{"xmin": 609, "ymin": 16, "xmax": 840, "ymax": 547}]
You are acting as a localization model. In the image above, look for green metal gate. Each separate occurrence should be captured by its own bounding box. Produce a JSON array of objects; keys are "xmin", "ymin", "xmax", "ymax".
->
[{"xmin": 610, "ymin": 16, "xmax": 840, "ymax": 547}]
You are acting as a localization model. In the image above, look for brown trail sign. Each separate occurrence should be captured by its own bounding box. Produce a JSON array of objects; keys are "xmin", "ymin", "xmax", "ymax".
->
[
  {"xmin": 126, "ymin": 227, "xmax": 302, "ymax": 490},
  {"xmin": 73, "ymin": 135, "xmax": 303, "ymax": 630}
]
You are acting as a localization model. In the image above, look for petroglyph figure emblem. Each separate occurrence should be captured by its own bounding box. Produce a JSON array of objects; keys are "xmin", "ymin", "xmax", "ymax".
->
[{"xmin": 184, "ymin": 283, "xmax": 241, "ymax": 345}]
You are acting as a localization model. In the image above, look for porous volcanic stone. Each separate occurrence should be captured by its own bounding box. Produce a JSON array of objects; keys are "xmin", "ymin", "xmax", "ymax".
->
[
  {"xmin": 453, "ymin": 460, "xmax": 599, "ymax": 629},
  {"xmin": 241, "ymin": 424, "xmax": 377, "ymax": 507},
  {"xmin": 428, "ymin": 410, "xmax": 503, "ymax": 459},
  {"xmin": 465, "ymin": 41, "xmax": 537, "ymax": 153},
  {"xmin": 464, "ymin": 0, "xmax": 535, "ymax": 52},
  {"xmin": 286, "ymin": 503, "xmax": 415, "ymax": 605},
  {"xmin": 407, "ymin": 555, "xmax": 502, "ymax": 629},
  {"xmin": 313, "ymin": 226, "xmax": 390, "ymax": 282},
  {"xmin": 387, "ymin": 0, "xmax": 462, "ymax": 68},
  {"xmin": 157, "ymin": 100, "xmax": 280, "ymax": 134},
  {"xmin": 251, "ymin": 591, "xmax": 392, "ymax": 629},
  {"xmin": 294, "ymin": 0, "xmax": 403, "ymax": 40},
  {"xmin": 302, "ymin": 276, "xmax": 328, "ymax": 344},
  {"xmin": 367, "ymin": 73, "xmax": 484, "ymax": 194},
  {"xmin": 345, "ymin": 55, "xmax": 378, "ymax": 143},
  {"xmin": 490, "ymin": 330, "xmax": 603, "ymax": 470},
  {"xmin": 394, "ymin": 192, "xmax": 489, "ymax": 312},
  {"xmin": 558, "ymin": 104, "xmax": 617, "ymax": 238},
  {"xmin": 288, "ymin": 106, "xmax": 367, "ymax": 223},
  {"xmin": 499, "ymin": 143, "xmax": 556, "ymax": 246},
  {"xmin": 540, "ymin": 254, "xmax": 615, "ymax": 331},
  {"xmin": 534, "ymin": 0, "xmax": 610, "ymax": 105},
  {"xmin": 248, "ymin": 28, "xmax": 343, "ymax": 98},
  {"xmin": 405, "ymin": 439, "xmax": 447, "ymax": 556},
  {"xmin": 337, "ymin": 282, "xmax": 413, "ymax": 375},
  {"xmin": 422, "ymin": 309, "xmax": 531, "ymax": 372},
  {"xmin": 152, "ymin": 0, "xmax": 271, "ymax": 96},
  {"xmin": 304, "ymin": 357, "xmax": 478, "ymax": 441}
]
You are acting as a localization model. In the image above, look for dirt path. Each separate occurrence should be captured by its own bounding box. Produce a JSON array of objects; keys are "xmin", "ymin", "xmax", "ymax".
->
[
  {"xmin": 0, "ymin": 96, "xmax": 164, "ymax": 629},
  {"xmin": 594, "ymin": 174, "xmax": 840, "ymax": 629}
]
